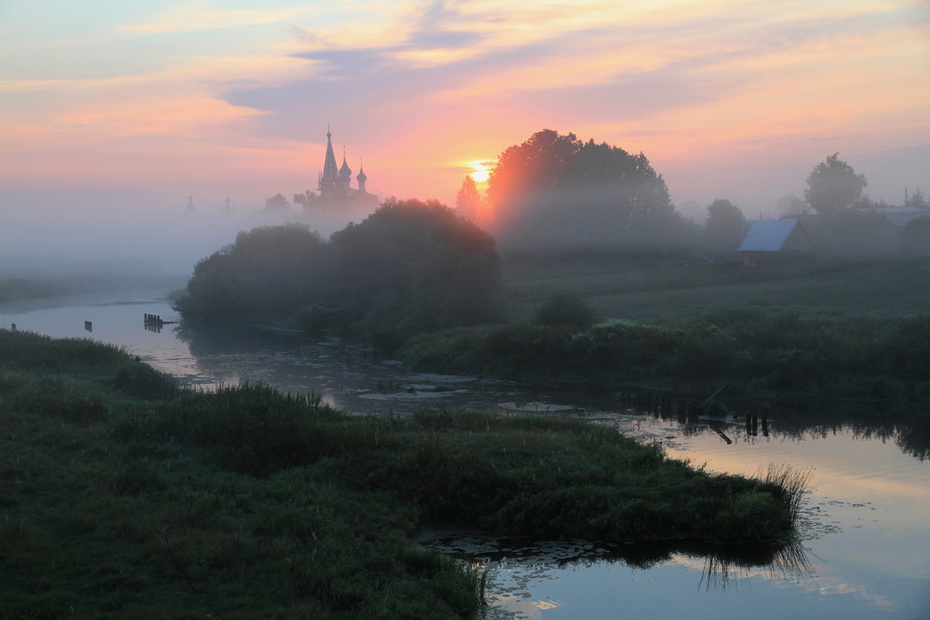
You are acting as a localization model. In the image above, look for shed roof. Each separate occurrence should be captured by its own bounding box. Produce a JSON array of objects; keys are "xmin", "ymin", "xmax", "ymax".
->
[{"xmin": 737, "ymin": 219, "xmax": 799, "ymax": 252}]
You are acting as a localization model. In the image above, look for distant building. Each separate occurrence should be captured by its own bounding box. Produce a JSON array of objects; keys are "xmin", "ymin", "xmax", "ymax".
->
[
  {"xmin": 184, "ymin": 195, "xmax": 196, "ymax": 214},
  {"xmin": 314, "ymin": 128, "xmax": 378, "ymax": 212},
  {"xmin": 737, "ymin": 219, "xmax": 814, "ymax": 267}
]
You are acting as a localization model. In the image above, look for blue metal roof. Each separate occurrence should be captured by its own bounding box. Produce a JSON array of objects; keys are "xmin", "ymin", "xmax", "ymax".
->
[{"xmin": 737, "ymin": 219, "xmax": 799, "ymax": 252}]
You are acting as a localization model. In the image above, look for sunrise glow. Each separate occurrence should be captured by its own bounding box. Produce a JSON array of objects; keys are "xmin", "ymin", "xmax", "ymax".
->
[
  {"xmin": 0, "ymin": 1, "xmax": 927, "ymax": 219},
  {"xmin": 471, "ymin": 163, "xmax": 490, "ymax": 184}
]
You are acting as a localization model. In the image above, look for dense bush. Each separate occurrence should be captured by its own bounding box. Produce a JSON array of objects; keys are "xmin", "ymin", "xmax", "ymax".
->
[
  {"xmin": 902, "ymin": 216, "xmax": 930, "ymax": 255},
  {"xmin": 329, "ymin": 198, "xmax": 503, "ymax": 348},
  {"xmin": 403, "ymin": 310, "xmax": 930, "ymax": 407},
  {"xmin": 174, "ymin": 224, "xmax": 330, "ymax": 321},
  {"xmin": 534, "ymin": 292, "xmax": 596, "ymax": 328},
  {"xmin": 174, "ymin": 200, "xmax": 503, "ymax": 351}
]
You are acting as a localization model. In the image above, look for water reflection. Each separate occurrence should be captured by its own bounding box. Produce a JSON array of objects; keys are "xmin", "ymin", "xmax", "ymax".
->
[
  {"xmin": 169, "ymin": 318, "xmax": 930, "ymax": 462},
  {"xmin": 4, "ymin": 297, "xmax": 930, "ymax": 618},
  {"xmin": 422, "ymin": 531, "xmax": 813, "ymax": 584},
  {"xmin": 421, "ymin": 532, "xmax": 816, "ymax": 618},
  {"xmin": 697, "ymin": 539, "xmax": 815, "ymax": 591}
]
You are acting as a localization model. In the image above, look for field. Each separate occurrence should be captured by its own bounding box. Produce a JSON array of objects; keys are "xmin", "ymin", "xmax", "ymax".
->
[
  {"xmin": 502, "ymin": 253, "xmax": 930, "ymax": 324},
  {"xmin": 402, "ymin": 254, "xmax": 930, "ymax": 411}
]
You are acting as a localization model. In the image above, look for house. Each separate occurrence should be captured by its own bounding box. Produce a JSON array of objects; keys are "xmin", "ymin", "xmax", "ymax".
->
[{"xmin": 737, "ymin": 219, "xmax": 814, "ymax": 267}]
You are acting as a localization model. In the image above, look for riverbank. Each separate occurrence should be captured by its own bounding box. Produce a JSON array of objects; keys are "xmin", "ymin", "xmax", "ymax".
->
[
  {"xmin": 400, "ymin": 255, "xmax": 930, "ymax": 412},
  {"xmin": 0, "ymin": 329, "xmax": 801, "ymax": 618}
]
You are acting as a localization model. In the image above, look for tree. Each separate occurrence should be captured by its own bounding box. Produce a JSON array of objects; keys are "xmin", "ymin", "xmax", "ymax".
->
[
  {"xmin": 293, "ymin": 190, "xmax": 317, "ymax": 209},
  {"xmin": 906, "ymin": 187, "xmax": 928, "ymax": 210},
  {"xmin": 174, "ymin": 201, "xmax": 503, "ymax": 351},
  {"xmin": 804, "ymin": 153, "xmax": 867, "ymax": 216},
  {"xmin": 777, "ymin": 194, "xmax": 807, "ymax": 216},
  {"xmin": 704, "ymin": 198, "xmax": 744, "ymax": 254},
  {"xmin": 486, "ymin": 129, "xmax": 679, "ymax": 250},
  {"xmin": 534, "ymin": 292, "xmax": 596, "ymax": 328},
  {"xmin": 902, "ymin": 216, "xmax": 930, "ymax": 254},
  {"xmin": 173, "ymin": 224, "xmax": 329, "ymax": 321},
  {"xmin": 264, "ymin": 193, "xmax": 290, "ymax": 211},
  {"xmin": 455, "ymin": 175, "xmax": 483, "ymax": 221},
  {"xmin": 327, "ymin": 198, "xmax": 503, "ymax": 349}
]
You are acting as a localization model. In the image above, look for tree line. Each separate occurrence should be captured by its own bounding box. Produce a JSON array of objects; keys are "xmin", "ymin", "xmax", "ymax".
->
[
  {"xmin": 173, "ymin": 198, "xmax": 503, "ymax": 351},
  {"xmin": 454, "ymin": 130, "xmax": 928, "ymax": 257}
]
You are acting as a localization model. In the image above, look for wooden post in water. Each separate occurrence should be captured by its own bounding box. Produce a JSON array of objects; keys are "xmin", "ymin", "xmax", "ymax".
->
[{"xmin": 84, "ymin": 321, "xmax": 92, "ymax": 332}]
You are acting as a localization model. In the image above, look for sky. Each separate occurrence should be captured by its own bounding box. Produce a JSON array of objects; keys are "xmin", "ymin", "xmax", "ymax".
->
[{"xmin": 1, "ymin": 0, "xmax": 929, "ymax": 257}]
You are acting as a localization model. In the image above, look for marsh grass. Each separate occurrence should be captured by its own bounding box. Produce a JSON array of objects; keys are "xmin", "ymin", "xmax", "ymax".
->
[
  {"xmin": 758, "ymin": 463, "xmax": 816, "ymax": 526},
  {"xmin": 2, "ymin": 328, "xmax": 803, "ymax": 618},
  {"xmin": 402, "ymin": 308, "xmax": 930, "ymax": 409}
]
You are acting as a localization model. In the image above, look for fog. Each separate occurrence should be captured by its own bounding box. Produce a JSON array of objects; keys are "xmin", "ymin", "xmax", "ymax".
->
[
  {"xmin": 0, "ymin": 188, "xmax": 375, "ymax": 283},
  {"xmin": 488, "ymin": 183, "xmax": 691, "ymax": 257}
]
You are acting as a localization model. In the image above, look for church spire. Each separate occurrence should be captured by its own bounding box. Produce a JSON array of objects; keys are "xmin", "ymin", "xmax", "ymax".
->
[
  {"xmin": 320, "ymin": 126, "xmax": 339, "ymax": 193},
  {"xmin": 357, "ymin": 160, "xmax": 368, "ymax": 194}
]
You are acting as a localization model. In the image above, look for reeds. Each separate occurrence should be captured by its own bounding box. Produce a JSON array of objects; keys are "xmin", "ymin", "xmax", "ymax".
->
[
  {"xmin": 757, "ymin": 462, "xmax": 816, "ymax": 526},
  {"xmin": 1, "ymin": 329, "xmax": 809, "ymax": 618}
]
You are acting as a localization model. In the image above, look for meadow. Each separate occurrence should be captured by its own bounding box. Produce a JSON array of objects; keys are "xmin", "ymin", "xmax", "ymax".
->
[
  {"xmin": 501, "ymin": 252, "xmax": 930, "ymax": 323},
  {"xmin": 402, "ymin": 253, "xmax": 930, "ymax": 412},
  {"xmin": 0, "ymin": 328, "xmax": 801, "ymax": 619}
]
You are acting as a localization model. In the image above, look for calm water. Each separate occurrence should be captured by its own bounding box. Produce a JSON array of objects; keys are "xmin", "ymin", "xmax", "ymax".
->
[{"xmin": 3, "ymin": 291, "xmax": 929, "ymax": 619}]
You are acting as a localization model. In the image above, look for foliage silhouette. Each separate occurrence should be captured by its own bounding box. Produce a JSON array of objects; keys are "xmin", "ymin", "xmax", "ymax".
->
[
  {"xmin": 174, "ymin": 224, "xmax": 330, "ymax": 321},
  {"xmin": 175, "ymin": 199, "xmax": 502, "ymax": 352},
  {"xmin": 804, "ymin": 153, "xmax": 867, "ymax": 216},
  {"xmin": 455, "ymin": 174, "xmax": 483, "ymax": 221},
  {"xmin": 534, "ymin": 292, "xmax": 597, "ymax": 328},
  {"xmin": 704, "ymin": 198, "xmax": 744, "ymax": 255},
  {"xmin": 486, "ymin": 129, "xmax": 683, "ymax": 251}
]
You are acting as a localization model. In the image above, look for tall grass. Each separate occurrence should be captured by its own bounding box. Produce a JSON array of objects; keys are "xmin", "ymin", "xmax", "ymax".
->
[
  {"xmin": 1, "ymin": 328, "xmax": 807, "ymax": 617},
  {"xmin": 758, "ymin": 463, "xmax": 816, "ymax": 526},
  {"xmin": 402, "ymin": 310, "xmax": 930, "ymax": 410}
]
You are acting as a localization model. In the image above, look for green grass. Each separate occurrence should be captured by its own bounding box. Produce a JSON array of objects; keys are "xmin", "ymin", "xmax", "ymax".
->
[
  {"xmin": 0, "ymin": 272, "xmax": 187, "ymax": 304},
  {"xmin": 0, "ymin": 329, "xmax": 802, "ymax": 618},
  {"xmin": 502, "ymin": 253, "xmax": 930, "ymax": 324},
  {"xmin": 401, "ymin": 254, "xmax": 930, "ymax": 411}
]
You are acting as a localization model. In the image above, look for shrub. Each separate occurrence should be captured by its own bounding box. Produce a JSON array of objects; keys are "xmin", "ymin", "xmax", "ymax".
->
[
  {"xmin": 173, "ymin": 224, "xmax": 330, "ymax": 321},
  {"xmin": 175, "ymin": 200, "xmax": 504, "ymax": 352},
  {"xmin": 533, "ymin": 292, "xmax": 596, "ymax": 328}
]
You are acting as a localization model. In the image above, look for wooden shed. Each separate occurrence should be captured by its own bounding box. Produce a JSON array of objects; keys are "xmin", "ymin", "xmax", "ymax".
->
[{"xmin": 738, "ymin": 219, "xmax": 814, "ymax": 267}]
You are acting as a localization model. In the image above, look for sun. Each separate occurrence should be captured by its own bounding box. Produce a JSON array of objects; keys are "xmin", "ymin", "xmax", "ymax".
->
[{"xmin": 470, "ymin": 162, "xmax": 490, "ymax": 183}]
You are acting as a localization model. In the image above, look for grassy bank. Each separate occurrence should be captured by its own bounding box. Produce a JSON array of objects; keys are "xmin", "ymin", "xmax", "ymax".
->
[
  {"xmin": 400, "ymin": 255, "xmax": 930, "ymax": 410},
  {"xmin": 1, "ymin": 330, "xmax": 799, "ymax": 618},
  {"xmin": 501, "ymin": 253, "xmax": 930, "ymax": 324},
  {"xmin": 402, "ymin": 310, "xmax": 930, "ymax": 409},
  {"xmin": 0, "ymin": 272, "xmax": 187, "ymax": 305}
]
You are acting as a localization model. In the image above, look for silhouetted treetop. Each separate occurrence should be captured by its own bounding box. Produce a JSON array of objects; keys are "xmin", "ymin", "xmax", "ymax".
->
[
  {"xmin": 704, "ymin": 198, "xmax": 745, "ymax": 254},
  {"xmin": 455, "ymin": 175, "xmax": 483, "ymax": 221},
  {"xmin": 805, "ymin": 153, "xmax": 867, "ymax": 216},
  {"xmin": 174, "ymin": 199, "xmax": 502, "ymax": 352},
  {"xmin": 486, "ymin": 129, "xmax": 680, "ymax": 250}
]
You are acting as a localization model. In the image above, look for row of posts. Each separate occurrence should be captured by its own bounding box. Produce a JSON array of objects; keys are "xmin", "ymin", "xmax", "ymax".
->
[
  {"xmin": 144, "ymin": 313, "xmax": 164, "ymax": 333},
  {"xmin": 617, "ymin": 390, "xmax": 770, "ymax": 436}
]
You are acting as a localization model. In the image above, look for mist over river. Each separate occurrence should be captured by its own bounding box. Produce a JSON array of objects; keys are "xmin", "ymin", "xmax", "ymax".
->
[{"xmin": 2, "ymin": 290, "xmax": 928, "ymax": 619}]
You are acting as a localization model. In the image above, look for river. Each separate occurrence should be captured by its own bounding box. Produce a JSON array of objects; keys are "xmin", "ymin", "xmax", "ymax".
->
[{"xmin": 2, "ymin": 290, "xmax": 928, "ymax": 619}]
